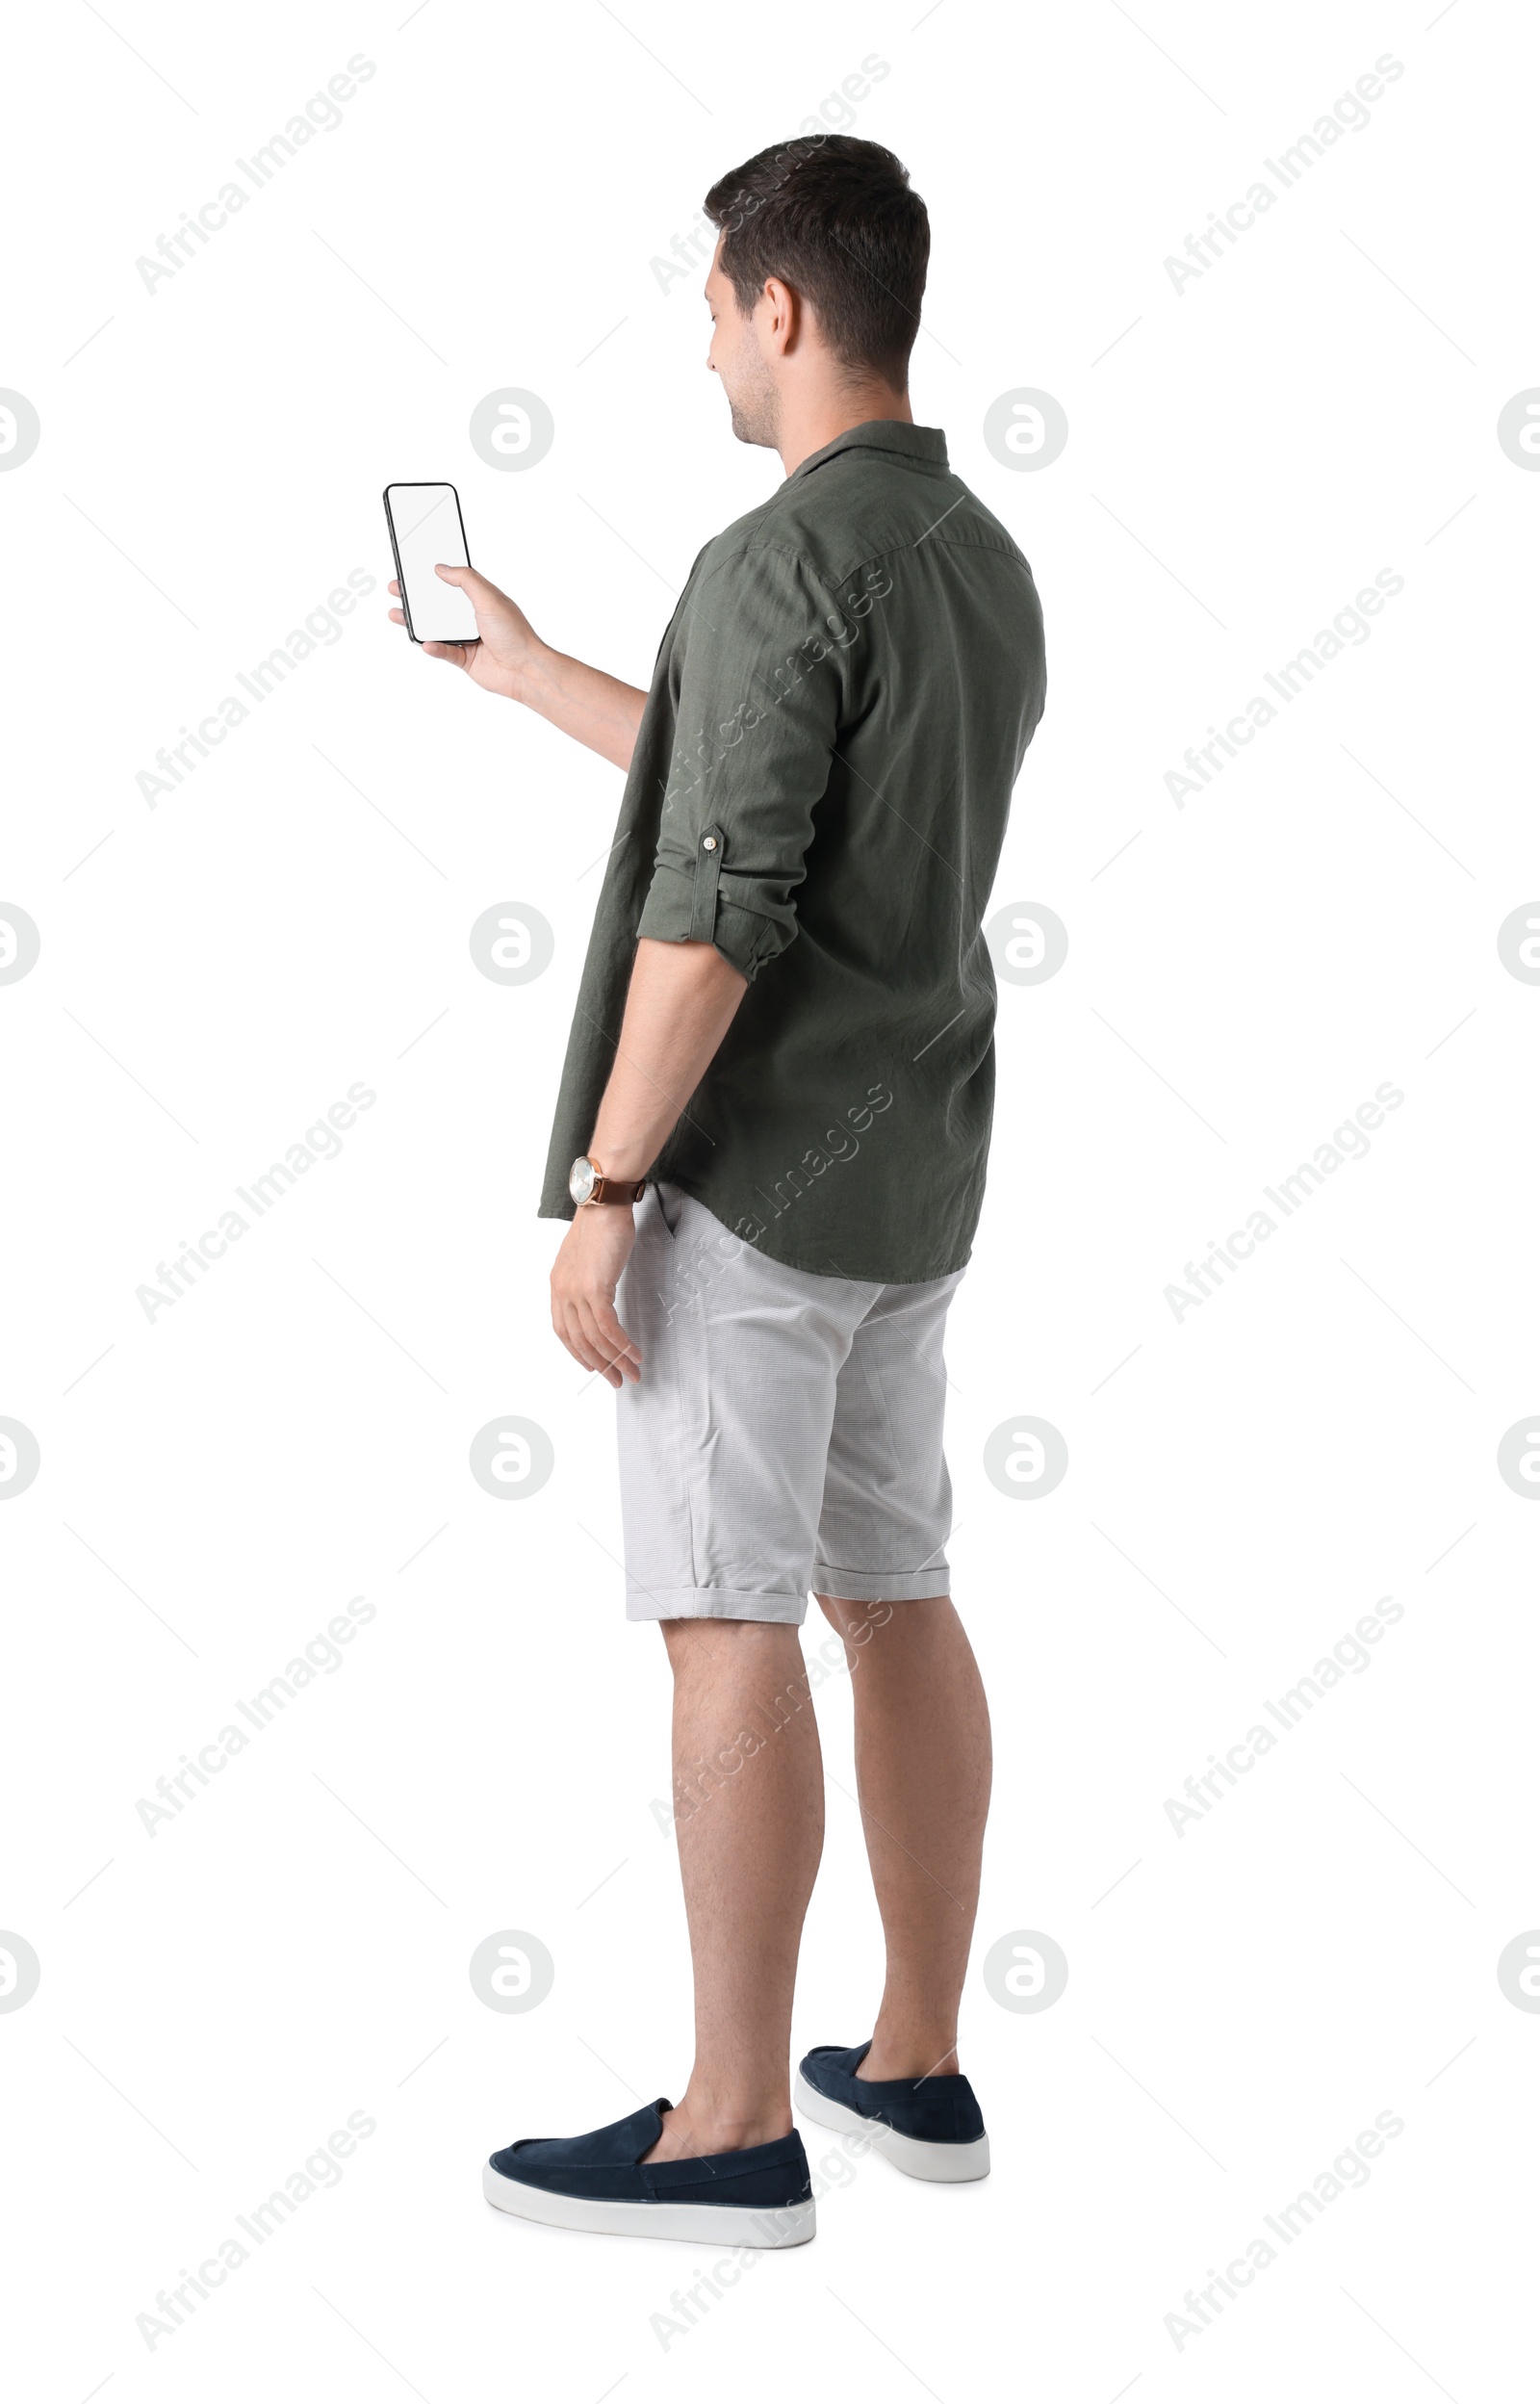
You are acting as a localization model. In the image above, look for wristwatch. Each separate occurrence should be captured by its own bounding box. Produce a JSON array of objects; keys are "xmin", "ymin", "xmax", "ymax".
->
[{"xmin": 569, "ymin": 1154, "xmax": 646, "ymax": 1207}]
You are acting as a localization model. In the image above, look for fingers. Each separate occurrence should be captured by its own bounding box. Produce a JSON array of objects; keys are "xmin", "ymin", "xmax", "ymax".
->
[
  {"xmin": 387, "ymin": 570, "xmax": 476, "ymax": 659},
  {"xmin": 574, "ymin": 1295, "xmax": 640, "ymax": 1385},
  {"xmin": 580, "ymin": 1292, "xmax": 642, "ymax": 1382},
  {"xmin": 550, "ymin": 1282, "xmax": 642, "ymax": 1385},
  {"xmin": 387, "ymin": 607, "xmax": 468, "ymax": 660},
  {"xmin": 552, "ymin": 1297, "xmax": 623, "ymax": 1387},
  {"xmin": 549, "ymin": 1213, "xmax": 642, "ymax": 1387}
]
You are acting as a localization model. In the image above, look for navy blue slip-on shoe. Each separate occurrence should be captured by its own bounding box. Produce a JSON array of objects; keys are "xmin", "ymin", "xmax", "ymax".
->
[
  {"xmin": 795, "ymin": 2043, "xmax": 989, "ymax": 2183},
  {"xmin": 483, "ymin": 2099, "xmax": 815, "ymax": 2245}
]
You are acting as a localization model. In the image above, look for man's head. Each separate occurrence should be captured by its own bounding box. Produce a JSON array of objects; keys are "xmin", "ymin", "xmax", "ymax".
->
[{"xmin": 702, "ymin": 136, "xmax": 929, "ymax": 449}]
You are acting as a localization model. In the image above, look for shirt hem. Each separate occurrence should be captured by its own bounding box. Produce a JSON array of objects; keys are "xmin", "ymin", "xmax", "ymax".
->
[{"xmin": 669, "ymin": 1176, "xmax": 977, "ymax": 1285}]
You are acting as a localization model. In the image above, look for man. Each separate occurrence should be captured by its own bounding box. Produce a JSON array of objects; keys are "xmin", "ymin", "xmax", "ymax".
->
[{"xmin": 390, "ymin": 135, "xmax": 1045, "ymax": 2246}]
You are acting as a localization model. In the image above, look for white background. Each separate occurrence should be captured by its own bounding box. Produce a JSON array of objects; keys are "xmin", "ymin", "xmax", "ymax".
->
[{"xmin": 3, "ymin": 1, "xmax": 1537, "ymax": 2397}]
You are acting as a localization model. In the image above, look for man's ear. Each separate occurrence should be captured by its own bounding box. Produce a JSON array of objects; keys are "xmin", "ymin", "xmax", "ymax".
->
[{"xmin": 761, "ymin": 276, "xmax": 801, "ymax": 355}]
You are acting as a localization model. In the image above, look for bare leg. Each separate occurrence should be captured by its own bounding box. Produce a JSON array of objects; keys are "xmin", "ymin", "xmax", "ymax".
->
[
  {"xmin": 644, "ymin": 1618, "xmax": 825, "ymax": 2161},
  {"xmin": 815, "ymin": 1594, "xmax": 991, "ymax": 2079}
]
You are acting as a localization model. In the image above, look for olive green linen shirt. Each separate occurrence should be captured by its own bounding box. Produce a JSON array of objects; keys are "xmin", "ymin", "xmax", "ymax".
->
[{"xmin": 539, "ymin": 420, "xmax": 1046, "ymax": 1283}]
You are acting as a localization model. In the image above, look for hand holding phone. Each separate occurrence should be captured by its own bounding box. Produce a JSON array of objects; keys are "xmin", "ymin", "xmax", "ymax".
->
[
  {"xmin": 382, "ymin": 504, "xmax": 551, "ymax": 711},
  {"xmin": 381, "ymin": 502, "xmax": 645, "ymax": 766}
]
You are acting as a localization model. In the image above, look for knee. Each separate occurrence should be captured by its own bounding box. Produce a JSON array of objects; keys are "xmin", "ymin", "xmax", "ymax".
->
[
  {"xmin": 659, "ymin": 1616, "xmax": 802, "ymax": 1670},
  {"xmin": 813, "ymin": 1594, "xmax": 898, "ymax": 1649}
]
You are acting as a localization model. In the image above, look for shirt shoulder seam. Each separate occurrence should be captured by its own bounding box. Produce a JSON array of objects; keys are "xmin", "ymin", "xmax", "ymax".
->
[{"xmin": 684, "ymin": 523, "xmax": 1033, "ymax": 612}]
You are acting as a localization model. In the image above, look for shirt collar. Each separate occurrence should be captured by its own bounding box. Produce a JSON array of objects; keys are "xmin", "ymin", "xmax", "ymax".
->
[{"xmin": 789, "ymin": 421, "xmax": 949, "ymax": 481}]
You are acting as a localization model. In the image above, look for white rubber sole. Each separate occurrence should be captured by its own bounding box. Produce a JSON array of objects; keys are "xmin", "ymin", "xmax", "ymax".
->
[
  {"xmin": 794, "ymin": 2074, "xmax": 991, "ymax": 2183},
  {"xmin": 482, "ymin": 2158, "xmax": 816, "ymax": 2246}
]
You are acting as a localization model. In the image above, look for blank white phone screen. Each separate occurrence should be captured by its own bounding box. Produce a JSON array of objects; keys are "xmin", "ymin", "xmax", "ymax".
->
[{"xmin": 386, "ymin": 484, "xmax": 478, "ymax": 643}]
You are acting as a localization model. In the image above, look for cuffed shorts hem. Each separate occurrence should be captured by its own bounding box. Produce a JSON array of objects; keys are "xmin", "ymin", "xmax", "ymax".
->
[
  {"xmin": 626, "ymin": 1584, "xmax": 810, "ymax": 1626},
  {"xmin": 811, "ymin": 1564, "xmax": 953, "ymax": 1602}
]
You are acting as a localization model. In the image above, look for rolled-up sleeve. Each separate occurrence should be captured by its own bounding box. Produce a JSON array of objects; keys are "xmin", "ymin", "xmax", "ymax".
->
[{"xmin": 634, "ymin": 543, "xmax": 849, "ymax": 982}]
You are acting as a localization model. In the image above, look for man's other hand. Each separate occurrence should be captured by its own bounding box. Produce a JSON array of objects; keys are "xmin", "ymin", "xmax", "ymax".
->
[{"xmin": 551, "ymin": 1204, "xmax": 643, "ymax": 1386}]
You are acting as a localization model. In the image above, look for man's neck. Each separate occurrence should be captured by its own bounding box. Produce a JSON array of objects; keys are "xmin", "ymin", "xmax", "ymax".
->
[{"xmin": 777, "ymin": 387, "xmax": 913, "ymax": 478}]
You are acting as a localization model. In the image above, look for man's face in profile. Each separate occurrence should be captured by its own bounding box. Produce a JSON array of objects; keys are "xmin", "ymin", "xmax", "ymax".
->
[{"xmin": 705, "ymin": 238, "xmax": 780, "ymax": 450}]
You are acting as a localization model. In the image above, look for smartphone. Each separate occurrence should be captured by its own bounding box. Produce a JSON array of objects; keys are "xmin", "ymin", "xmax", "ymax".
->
[{"xmin": 382, "ymin": 482, "xmax": 479, "ymax": 644}]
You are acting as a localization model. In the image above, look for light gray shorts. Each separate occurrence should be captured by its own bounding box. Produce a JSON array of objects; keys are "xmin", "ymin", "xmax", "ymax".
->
[{"xmin": 614, "ymin": 1182, "xmax": 962, "ymax": 1625}]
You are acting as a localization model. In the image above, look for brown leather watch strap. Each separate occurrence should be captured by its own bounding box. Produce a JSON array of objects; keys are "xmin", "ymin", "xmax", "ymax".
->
[{"xmin": 586, "ymin": 1176, "xmax": 647, "ymax": 1204}]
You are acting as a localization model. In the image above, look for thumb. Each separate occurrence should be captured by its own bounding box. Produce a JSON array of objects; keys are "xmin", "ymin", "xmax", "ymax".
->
[{"xmin": 434, "ymin": 561, "xmax": 498, "ymax": 601}]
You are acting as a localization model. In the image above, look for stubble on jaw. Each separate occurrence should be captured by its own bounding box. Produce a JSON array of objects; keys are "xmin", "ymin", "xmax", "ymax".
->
[{"xmin": 723, "ymin": 322, "xmax": 781, "ymax": 450}]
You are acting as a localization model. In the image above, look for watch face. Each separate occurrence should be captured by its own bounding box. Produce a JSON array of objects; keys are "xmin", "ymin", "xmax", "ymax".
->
[{"xmin": 569, "ymin": 1154, "xmax": 597, "ymax": 1205}]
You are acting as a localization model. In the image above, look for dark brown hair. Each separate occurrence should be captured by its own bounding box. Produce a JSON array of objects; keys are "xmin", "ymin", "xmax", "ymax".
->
[{"xmin": 703, "ymin": 136, "xmax": 929, "ymax": 389}]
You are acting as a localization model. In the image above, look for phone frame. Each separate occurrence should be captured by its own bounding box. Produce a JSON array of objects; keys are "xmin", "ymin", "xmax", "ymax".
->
[{"xmin": 381, "ymin": 480, "xmax": 479, "ymax": 646}]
